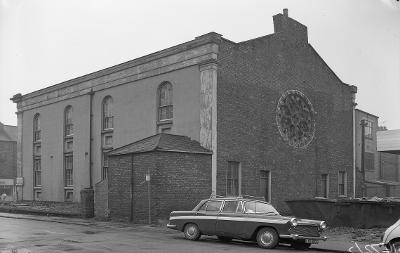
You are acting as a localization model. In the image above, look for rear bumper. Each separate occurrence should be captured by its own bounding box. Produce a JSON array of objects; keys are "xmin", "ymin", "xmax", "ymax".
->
[
  {"xmin": 280, "ymin": 234, "xmax": 327, "ymax": 241},
  {"xmin": 166, "ymin": 223, "xmax": 177, "ymax": 229}
]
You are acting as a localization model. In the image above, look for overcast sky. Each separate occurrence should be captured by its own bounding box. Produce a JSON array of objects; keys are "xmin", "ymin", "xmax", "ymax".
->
[{"xmin": 1, "ymin": 0, "xmax": 399, "ymax": 129}]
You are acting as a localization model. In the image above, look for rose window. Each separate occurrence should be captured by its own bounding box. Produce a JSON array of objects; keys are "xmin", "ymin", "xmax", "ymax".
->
[{"xmin": 276, "ymin": 90, "xmax": 315, "ymax": 148}]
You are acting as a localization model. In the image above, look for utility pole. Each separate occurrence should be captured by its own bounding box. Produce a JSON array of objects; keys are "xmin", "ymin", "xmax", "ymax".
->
[{"xmin": 360, "ymin": 120, "xmax": 367, "ymax": 197}]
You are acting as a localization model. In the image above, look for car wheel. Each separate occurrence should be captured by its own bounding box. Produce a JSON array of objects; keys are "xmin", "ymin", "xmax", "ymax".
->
[
  {"xmin": 390, "ymin": 240, "xmax": 400, "ymax": 253},
  {"xmin": 217, "ymin": 236, "xmax": 232, "ymax": 242},
  {"xmin": 291, "ymin": 241, "xmax": 311, "ymax": 250},
  {"xmin": 184, "ymin": 223, "xmax": 201, "ymax": 241},
  {"xmin": 256, "ymin": 227, "xmax": 279, "ymax": 249}
]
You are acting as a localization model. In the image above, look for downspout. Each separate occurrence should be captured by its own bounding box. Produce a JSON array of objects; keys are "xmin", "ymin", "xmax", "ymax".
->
[
  {"xmin": 130, "ymin": 154, "xmax": 134, "ymax": 222},
  {"xmin": 88, "ymin": 89, "xmax": 94, "ymax": 188},
  {"xmin": 351, "ymin": 87, "xmax": 357, "ymax": 198}
]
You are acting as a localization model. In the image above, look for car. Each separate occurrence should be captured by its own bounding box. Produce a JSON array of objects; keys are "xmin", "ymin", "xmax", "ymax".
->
[
  {"xmin": 167, "ymin": 196, "xmax": 327, "ymax": 250},
  {"xmin": 380, "ymin": 219, "xmax": 400, "ymax": 253}
]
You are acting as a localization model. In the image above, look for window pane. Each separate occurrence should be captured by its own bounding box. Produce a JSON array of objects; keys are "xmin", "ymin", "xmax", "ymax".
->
[
  {"xmin": 227, "ymin": 162, "xmax": 239, "ymax": 196},
  {"xmin": 206, "ymin": 201, "xmax": 222, "ymax": 212},
  {"xmin": 244, "ymin": 201, "xmax": 256, "ymax": 213},
  {"xmin": 222, "ymin": 201, "xmax": 239, "ymax": 213},
  {"xmin": 254, "ymin": 202, "xmax": 278, "ymax": 214}
]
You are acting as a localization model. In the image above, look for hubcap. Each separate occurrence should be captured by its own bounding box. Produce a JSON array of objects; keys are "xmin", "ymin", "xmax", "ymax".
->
[
  {"xmin": 260, "ymin": 231, "xmax": 273, "ymax": 246},
  {"xmin": 187, "ymin": 226, "xmax": 196, "ymax": 237}
]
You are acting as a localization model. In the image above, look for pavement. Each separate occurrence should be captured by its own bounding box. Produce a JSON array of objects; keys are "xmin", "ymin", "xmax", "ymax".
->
[{"xmin": 0, "ymin": 212, "xmax": 387, "ymax": 253}]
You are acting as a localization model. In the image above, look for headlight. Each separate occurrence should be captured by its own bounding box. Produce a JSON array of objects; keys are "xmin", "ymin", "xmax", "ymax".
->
[
  {"xmin": 290, "ymin": 218, "xmax": 298, "ymax": 227},
  {"xmin": 320, "ymin": 221, "xmax": 327, "ymax": 230}
]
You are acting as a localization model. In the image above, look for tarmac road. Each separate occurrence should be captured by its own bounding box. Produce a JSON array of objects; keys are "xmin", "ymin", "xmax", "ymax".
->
[{"xmin": 0, "ymin": 215, "xmax": 341, "ymax": 253}]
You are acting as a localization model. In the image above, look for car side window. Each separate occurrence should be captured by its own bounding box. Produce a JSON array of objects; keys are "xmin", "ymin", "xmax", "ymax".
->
[
  {"xmin": 236, "ymin": 201, "xmax": 244, "ymax": 213},
  {"xmin": 206, "ymin": 201, "xmax": 223, "ymax": 212},
  {"xmin": 221, "ymin": 201, "xmax": 239, "ymax": 213},
  {"xmin": 198, "ymin": 200, "xmax": 223, "ymax": 212},
  {"xmin": 244, "ymin": 201, "xmax": 256, "ymax": 213}
]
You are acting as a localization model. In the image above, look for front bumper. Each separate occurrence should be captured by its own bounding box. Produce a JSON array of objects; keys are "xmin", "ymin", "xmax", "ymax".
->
[
  {"xmin": 166, "ymin": 223, "xmax": 177, "ymax": 229},
  {"xmin": 280, "ymin": 234, "xmax": 328, "ymax": 241}
]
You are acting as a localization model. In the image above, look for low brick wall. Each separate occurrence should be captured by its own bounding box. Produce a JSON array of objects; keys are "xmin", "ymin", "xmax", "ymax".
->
[
  {"xmin": 286, "ymin": 199, "xmax": 400, "ymax": 228},
  {"xmin": 108, "ymin": 151, "xmax": 212, "ymax": 223},
  {"xmin": 94, "ymin": 179, "xmax": 108, "ymax": 219}
]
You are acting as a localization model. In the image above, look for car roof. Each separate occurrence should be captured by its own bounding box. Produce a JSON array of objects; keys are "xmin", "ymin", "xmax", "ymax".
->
[{"xmin": 205, "ymin": 197, "xmax": 267, "ymax": 202}]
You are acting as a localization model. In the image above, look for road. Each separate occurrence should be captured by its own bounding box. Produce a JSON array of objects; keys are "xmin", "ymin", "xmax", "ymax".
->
[{"xmin": 0, "ymin": 216, "xmax": 333, "ymax": 253}]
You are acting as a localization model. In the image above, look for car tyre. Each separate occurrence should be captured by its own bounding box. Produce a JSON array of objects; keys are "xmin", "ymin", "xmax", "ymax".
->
[
  {"xmin": 217, "ymin": 236, "xmax": 232, "ymax": 242},
  {"xmin": 184, "ymin": 223, "xmax": 201, "ymax": 241},
  {"xmin": 390, "ymin": 240, "xmax": 400, "ymax": 253},
  {"xmin": 256, "ymin": 227, "xmax": 279, "ymax": 249},
  {"xmin": 291, "ymin": 241, "xmax": 311, "ymax": 250}
]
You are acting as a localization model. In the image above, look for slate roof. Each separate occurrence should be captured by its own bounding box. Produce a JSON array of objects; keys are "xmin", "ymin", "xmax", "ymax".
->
[
  {"xmin": 0, "ymin": 123, "xmax": 17, "ymax": 142},
  {"xmin": 108, "ymin": 133, "xmax": 212, "ymax": 156}
]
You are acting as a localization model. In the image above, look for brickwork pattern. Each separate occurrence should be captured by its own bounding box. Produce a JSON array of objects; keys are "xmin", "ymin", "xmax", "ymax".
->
[
  {"xmin": 94, "ymin": 179, "xmax": 108, "ymax": 219},
  {"xmin": 107, "ymin": 151, "xmax": 211, "ymax": 223},
  {"xmin": 216, "ymin": 16, "xmax": 354, "ymax": 213},
  {"xmin": 0, "ymin": 141, "xmax": 17, "ymax": 179}
]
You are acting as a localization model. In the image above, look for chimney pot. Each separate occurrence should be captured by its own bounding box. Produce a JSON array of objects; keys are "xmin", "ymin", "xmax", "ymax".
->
[{"xmin": 283, "ymin": 8, "xmax": 288, "ymax": 17}]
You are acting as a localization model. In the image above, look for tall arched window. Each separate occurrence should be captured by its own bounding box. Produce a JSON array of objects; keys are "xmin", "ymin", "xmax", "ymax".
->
[
  {"xmin": 101, "ymin": 96, "xmax": 113, "ymax": 180},
  {"xmin": 63, "ymin": 106, "xmax": 74, "ymax": 201},
  {"xmin": 33, "ymin": 114, "xmax": 41, "ymax": 142},
  {"xmin": 102, "ymin": 96, "xmax": 113, "ymax": 130},
  {"xmin": 33, "ymin": 113, "xmax": 42, "ymax": 200},
  {"xmin": 64, "ymin": 106, "xmax": 73, "ymax": 136},
  {"xmin": 158, "ymin": 82, "xmax": 173, "ymax": 122}
]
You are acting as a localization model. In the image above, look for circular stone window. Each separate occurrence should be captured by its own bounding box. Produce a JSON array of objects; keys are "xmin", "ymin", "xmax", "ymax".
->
[{"xmin": 276, "ymin": 90, "xmax": 316, "ymax": 148}]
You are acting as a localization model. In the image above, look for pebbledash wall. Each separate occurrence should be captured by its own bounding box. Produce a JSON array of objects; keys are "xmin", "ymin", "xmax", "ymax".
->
[{"xmin": 13, "ymin": 9, "xmax": 357, "ymax": 216}]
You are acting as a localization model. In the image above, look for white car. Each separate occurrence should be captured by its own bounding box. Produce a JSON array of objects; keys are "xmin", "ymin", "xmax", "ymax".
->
[{"xmin": 381, "ymin": 219, "xmax": 400, "ymax": 252}]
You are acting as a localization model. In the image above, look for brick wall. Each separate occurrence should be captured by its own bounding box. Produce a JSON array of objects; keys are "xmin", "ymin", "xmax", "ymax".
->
[
  {"xmin": 94, "ymin": 179, "xmax": 108, "ymax": 219},
  {"xmin": 216, "ymin": 17, "xmax": 354, "ymax": 213},
  {"xmin": 380, "ymin": 152, "xmax": 400, "ymax": 182},
  {"xmin": 0, "ymin": 141, "xmax": 17, "ymax": 179},
  {"xmin": 107, "ymin": 151, "xmax": 211, "ymax": 223}
]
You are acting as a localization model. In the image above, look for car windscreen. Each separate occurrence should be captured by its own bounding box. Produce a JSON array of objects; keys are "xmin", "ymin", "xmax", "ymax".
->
[{"xmin": 244, "ymin": 201, "xmax": 279, "ymax": 215}]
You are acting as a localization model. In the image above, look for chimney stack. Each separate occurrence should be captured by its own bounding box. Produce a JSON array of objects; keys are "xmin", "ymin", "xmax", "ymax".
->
[{"xmin": 283, "ymin": 8, "xmax": 288, "ymax": 17}]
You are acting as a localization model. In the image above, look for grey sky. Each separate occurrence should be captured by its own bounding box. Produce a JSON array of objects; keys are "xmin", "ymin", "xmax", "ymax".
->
[{"xmin": 1, "ymin": 0, "xmax": 399, "ymax": 129}]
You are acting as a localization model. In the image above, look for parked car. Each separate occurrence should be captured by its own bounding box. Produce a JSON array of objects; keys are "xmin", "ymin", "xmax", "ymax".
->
[
  {"xmin": 380, "ymin": 219, "xmax": 400, "ymax": 253},
  {"xmin": 167, "ymin": 196, "xmax": 327, "ymax": 249}
]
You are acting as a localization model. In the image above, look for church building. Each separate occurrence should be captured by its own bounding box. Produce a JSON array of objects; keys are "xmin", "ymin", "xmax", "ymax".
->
[{"xmin": 12, "ymin": 9, "xmax": 357, "ymax": 218}]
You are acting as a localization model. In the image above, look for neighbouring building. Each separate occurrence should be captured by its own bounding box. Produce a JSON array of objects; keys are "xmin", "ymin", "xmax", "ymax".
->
[
  {"xmin": 355, "ymin": 109, "xmax": 400, "ymax": 197},
  {"xmin": 0, "ymin": 122, "xmax": 17, "ymax": 201},
  {"xmin": 11, "ymin": 9, "xmax": 358, "ymax": 219}
]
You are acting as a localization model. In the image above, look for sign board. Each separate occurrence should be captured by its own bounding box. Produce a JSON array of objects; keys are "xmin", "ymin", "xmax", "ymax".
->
[
  {"xmin": 0, "ymin": 179, "xmax": 14, "ymax": 186},
  {"xmin": 145, "ymin": 174, "xmax": 150, "ymax": 182}
]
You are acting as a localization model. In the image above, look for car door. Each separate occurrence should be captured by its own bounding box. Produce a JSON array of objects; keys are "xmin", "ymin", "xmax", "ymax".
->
[
  {"xmin": 216, "ymin": 200, "xmax": 248, "ymax": 238},
  {"xmin": 195, "ymin": 200, "xmax": 223, "ymax": 235}
]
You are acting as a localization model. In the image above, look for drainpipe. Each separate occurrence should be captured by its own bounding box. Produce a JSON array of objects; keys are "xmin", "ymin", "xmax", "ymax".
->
[
  {"xmin": 130, "ymin": 154, "xmax": 134, "ymax": 222},
  {"xmin": 351, "ymin": 87, "xmax": 357, "ymax": 198},
  {"xmin": 88, "ymin": 89, "xmax": 94, "ymax": 188}
]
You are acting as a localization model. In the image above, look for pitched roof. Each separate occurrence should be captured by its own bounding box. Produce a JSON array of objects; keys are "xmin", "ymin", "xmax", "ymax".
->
[
  {"xmin": 108, "ymin": 133, "xmax": 212, "ymax": 156},
  {"xmin": 0, "ymin": 123, "xmax": 17, "ymax": 142}
]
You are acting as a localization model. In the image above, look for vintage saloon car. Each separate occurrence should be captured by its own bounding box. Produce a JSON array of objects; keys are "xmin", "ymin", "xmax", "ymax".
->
[{"xmin": 167, "ymin": 197, "xmax": 327, "ymax": 249}]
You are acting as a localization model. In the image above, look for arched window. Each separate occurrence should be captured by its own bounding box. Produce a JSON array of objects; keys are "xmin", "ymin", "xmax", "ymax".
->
[
  {"xmin": 33, "ymin": 113, "xmax": 42, "ymax": 199},
  {"xmin": 102, "ymin": 96, "xmax": 113, "ymax": 130},
  {"xmin": 101, "ymin": 96, "xmax": 113, "ymax": 180},
  {"xmin": 64, "ymin": 106, "xmax": 73, "ymax": 136},
  {"xmin": 158, "ymin": 82, "xmax": 173, "ymax": 121},
  {"xmin": 33, "ymin": 114, "xmax": 41, "ymax": 142}
]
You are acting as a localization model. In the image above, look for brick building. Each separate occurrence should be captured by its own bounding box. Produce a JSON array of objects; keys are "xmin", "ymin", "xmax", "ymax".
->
[
  {"xmin": 96, "ymin": 133, "xmax": 212, "ymax": 222},
  {"xmin": 354, "ymin": 109, "xmax": 400, "ymax": 197},
  {"xmin": 0, "ymin": 122, "xmax": 17, "ymax": 200},
  {"xmin": 12, "ymin": 9, "xmax": 357, "ymax": 217}
]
